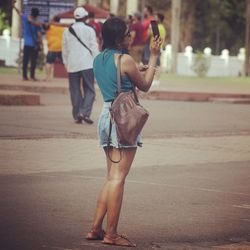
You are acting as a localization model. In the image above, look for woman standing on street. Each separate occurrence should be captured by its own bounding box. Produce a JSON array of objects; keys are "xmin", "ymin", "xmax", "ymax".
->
[{"xmin": 86, "ymin": 17, "xmax": 162, "ymax": 247}]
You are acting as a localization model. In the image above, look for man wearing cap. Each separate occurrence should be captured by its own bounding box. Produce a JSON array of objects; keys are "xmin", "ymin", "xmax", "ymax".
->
[{"xmin": 62, "ymin": 7, "xmax": 99, "ymax": 124}]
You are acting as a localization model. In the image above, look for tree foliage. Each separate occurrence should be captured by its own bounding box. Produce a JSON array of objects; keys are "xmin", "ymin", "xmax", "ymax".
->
[
  {"xmin": 192, "ymin": 0, "xmax": 246, "ymax": 55},
  {"xmin": 144, "ymin": 0, "xmax": 246, "ymax": 55},
  {"xmin": 0, "ymin": 0, "xmax": 246, "ymax": 55},
  {"xmin": 0, "ymin": 0, "xmax": 12, "ymax": 34}
]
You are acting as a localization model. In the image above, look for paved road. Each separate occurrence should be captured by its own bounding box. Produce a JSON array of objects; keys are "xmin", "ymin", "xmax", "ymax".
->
[
  {"xmin": 1, "ymin": 92, "xmax": 250, "ymax": 139},
  {"xmin": 0, "ymin": 93, "xmax": 250, "ymax": 249}
]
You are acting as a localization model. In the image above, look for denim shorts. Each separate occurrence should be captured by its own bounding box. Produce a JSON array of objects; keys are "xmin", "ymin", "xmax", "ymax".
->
[{"xmin": 97, "ymin": 102, "xmax": 142, "ymax": 148}]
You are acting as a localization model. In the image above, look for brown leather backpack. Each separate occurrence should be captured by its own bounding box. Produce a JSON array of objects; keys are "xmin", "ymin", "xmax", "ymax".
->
[{"xmin": 108, "ymin": 54, "xmax": 149, "ymax": 162}]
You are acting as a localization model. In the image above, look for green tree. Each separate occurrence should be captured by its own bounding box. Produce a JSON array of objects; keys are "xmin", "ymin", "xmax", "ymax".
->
[
  {"xmin": 143, "ymin": 0, "xmax": 246, "ymax": 55},
  {"xmin": 0, "ymin": 0, "xmax": 11, "ymax": 34},
  {"xmin": 192, "ymin": 0, "xmax": 246, "ymax": 55}
]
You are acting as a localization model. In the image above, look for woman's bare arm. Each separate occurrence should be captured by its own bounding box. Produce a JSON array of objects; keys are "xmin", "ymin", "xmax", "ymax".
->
[{"xmin": 118, "ymin": 36, "xmax": 162, "ymax": 92}]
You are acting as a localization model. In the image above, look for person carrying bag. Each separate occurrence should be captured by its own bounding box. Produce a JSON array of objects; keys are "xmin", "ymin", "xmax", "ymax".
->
[
  {"xmin": 86, "ymin": 17, "xmax": 162, "ymax": 247},
  {"xmin": 62, "ymin": 7, "xmax": 99, "ymax": 124}
]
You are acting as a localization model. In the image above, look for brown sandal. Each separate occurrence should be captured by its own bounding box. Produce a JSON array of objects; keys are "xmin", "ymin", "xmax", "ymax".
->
[
  {"xmin": 86, "ymin": 229, "xmax": 105, "ymax": 240},
  {"xmin": 102, "ymin": 234, "xmax": 136, "ymax": 247}
]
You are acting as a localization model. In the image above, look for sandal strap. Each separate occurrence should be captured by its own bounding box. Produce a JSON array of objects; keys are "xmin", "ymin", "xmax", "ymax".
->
[
  {"xmin": 104, "ymin": 234, "xmax": 136, "ymax": 247},
  {"xmin": 120, "ymin": 234, "xmax": 134, "ymax": 245}
]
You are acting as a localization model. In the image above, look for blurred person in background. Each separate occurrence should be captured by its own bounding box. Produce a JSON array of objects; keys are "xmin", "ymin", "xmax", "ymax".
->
[
  {"xmin": 12, "ymin": 0, "xmax": 43, "ymax": 81},
  {"xmin": 129, "ymin": 12, "xmax": 144, "ymax": 64},
  {"xmin": 87, "ymin": 12, "xmax": 102, "ymax": 51},
  {"xmin": 62, "ymin": 7, "xmax": 99, "ymax": 125},
  {"xmin": 141, "ymin": 5, "xmax": 154, "ymax": 65},
  {"xmin": 126, "ymin": 14, "xmax": 133, "ymax": 28},
  {"xmin": 43, "ymin": 16, "xmax": 65, "ymax": 81}
]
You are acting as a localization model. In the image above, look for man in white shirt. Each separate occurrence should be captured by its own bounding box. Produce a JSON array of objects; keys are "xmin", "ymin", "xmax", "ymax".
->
[{"xmin": 62, "ymin": 7, "xmax": 99, "ymax": 124}]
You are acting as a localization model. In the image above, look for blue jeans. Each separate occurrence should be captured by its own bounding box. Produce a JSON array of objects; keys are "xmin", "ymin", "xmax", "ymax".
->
[{"xmin": 68, "ymin": 69, "xmax": 95, "ymax": 121}]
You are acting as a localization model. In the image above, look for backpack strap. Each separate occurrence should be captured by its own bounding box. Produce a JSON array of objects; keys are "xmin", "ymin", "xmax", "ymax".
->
[{"xmin": 116, "ymin": 54, "xmax": 139, "ymax": 104}]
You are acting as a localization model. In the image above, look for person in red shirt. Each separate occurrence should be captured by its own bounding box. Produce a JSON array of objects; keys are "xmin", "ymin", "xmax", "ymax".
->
[
  {"xmin": 142, "ymin": 5, "xmax": 154, "ymax": 64},
  {"xmin": 87, "ymin": 12, "xmax": 102, "ymax": 50},
  {"xmin": 129, "ymin": 12, "xmax": 144, "ymax": 64}
]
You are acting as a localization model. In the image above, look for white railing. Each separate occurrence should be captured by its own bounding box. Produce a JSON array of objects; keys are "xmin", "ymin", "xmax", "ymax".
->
[{"xmin": 161, "ymin": 44, "xmax": 245, "ymax": 77}]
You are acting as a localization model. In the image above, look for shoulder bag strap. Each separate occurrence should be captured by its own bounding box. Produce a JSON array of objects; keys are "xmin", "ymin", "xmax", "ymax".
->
[
  {"xmin": 68, "ymin": 26, "xmax": 93, "ymax": 56},
  {"xmin": 116, "ymin": 54, "xmax": 122, "ymax": 94},
  {"xmin": 117, "ymin": 54, "xmax": 140, "ymax": 104}
]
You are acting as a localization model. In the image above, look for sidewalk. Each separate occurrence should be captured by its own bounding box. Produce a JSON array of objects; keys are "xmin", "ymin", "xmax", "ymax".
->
[{"xmin": 0, "ymin": 74, "xmax": 250, "ymax": 104}]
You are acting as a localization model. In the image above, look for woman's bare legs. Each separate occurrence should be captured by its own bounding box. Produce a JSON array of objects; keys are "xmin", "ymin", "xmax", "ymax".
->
[
  {"xmin": 88, "ymin": 147, "xmax": 137, "ymax": 237},
  {"xmin": 88, "ymin": 148, "xmax": 112, "ymax": 233},
  {"xmin": 105, "ymin": 147, "xmax": 136, "ymax": 236}
]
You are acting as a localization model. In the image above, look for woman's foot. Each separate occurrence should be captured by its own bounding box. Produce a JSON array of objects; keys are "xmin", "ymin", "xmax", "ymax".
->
[
  {"xmin": 102, "ymin": 234, "xmax": 136, "ymax": 247},
  {"xmin": 86, "ymin": 229, "xmax": 105, "ymax": 240}
]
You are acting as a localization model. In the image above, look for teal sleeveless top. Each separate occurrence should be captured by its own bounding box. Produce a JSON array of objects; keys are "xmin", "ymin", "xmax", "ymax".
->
[{"xmin": 93, "ymin": 49, "xmax": 133, "ymax": 102}]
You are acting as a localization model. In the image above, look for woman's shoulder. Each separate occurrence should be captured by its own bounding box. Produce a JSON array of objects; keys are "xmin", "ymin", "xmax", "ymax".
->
[
  {"xmin": 121, "ymin": 53, "xmax": 134, "ymax": 65},
  {"xmin": 120, "ymin": 54, "xmax": 136, "ymax": 73}
]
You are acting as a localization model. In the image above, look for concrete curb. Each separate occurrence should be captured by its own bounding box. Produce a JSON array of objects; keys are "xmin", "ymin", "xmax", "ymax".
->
[
  {"xmin": 142, "ymin": 90, "xmax": 250, "ymax": 103},
  {"xmin": 0, "ymin": 83, "xmax": 68, "ymax": 94},
  {"xmin": 1, "ymin": 82, "xmax": 250, "ymax": 104},
  {"xmin": 0, "ymin": 90, "xmax": 40, "ymax": 105}
]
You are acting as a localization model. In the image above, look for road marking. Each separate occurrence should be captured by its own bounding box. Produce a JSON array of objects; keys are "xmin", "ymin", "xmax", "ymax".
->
[
  {"xmin": 240, "ymin": 218, "xmax": 250, "ymax": 222},
  {"xmin": 30, "ymin": 173, "xmax": 250, "ymax": 198},
  {"xmin": 41, "ymin": 246, "xmax": 79, "ymax": 250},
  {"xmin": 130, "ymin": 181, "xmax": 250, "ymax": 197},
  {"xmin": 232, "ymin": 204, "xmax": 250, "ymax": 209}
]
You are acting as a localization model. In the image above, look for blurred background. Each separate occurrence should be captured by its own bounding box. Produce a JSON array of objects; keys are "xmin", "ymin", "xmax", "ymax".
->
[{"xmin": 0, "ymin": 0, "xmax": 249, "ymax": 77}]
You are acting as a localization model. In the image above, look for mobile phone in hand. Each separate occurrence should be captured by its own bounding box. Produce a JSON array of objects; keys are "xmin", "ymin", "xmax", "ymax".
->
[{"xmin": 150, "ymin": 20, "xmax": 160, "ymax": 38}]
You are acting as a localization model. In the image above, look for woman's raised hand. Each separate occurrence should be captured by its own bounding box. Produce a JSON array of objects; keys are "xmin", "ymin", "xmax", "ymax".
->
[{"xmin": 150, "ymin": 36, "xmax": 162, "ymax": 56}]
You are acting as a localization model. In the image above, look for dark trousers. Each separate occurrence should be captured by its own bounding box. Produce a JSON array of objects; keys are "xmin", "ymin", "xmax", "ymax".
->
[
  {"xmin": 68, "ymin": 69, "xmax": 95, "ymax": 121},
  {"xmin": 23, "ymin": 45, "xmax": 38, "ymax": 79}
]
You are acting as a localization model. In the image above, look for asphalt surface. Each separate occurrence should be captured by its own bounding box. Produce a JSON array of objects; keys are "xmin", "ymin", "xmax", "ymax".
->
[{"xmin": 0, "ymin": 92, "xmax": 250, "ymax": 250}]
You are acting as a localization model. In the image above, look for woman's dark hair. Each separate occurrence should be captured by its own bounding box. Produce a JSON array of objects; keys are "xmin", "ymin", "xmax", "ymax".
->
[
  {"xmin": 31, "ymin": 8, "xmax": 39, "ymax": 18},
  {"xmin": 101, "ymin": 17, "xmax": 127, "ymax": 50}
]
